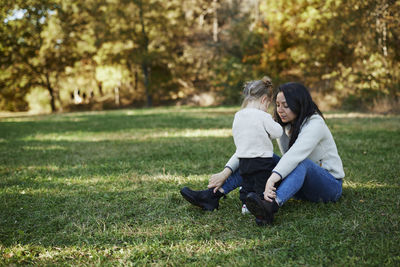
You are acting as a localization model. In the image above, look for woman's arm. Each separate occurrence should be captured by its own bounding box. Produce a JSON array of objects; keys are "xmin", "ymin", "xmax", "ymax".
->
[
  {"xmin": 207, "ymin": 153, "xmax": 238, "ymax": 193},
  {"xmin": 273, "ymin": 116, "xmax": 325, "ymax": 179},
  {"xmin": 277, "ymin": 127, "xmax": 289, "ymax": 154}
]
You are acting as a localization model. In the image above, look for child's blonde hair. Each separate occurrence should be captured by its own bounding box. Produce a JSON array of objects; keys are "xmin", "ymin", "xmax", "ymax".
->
[{"xmin": 241, "ymin": 76, "xmax": 273, "ymax": 108}]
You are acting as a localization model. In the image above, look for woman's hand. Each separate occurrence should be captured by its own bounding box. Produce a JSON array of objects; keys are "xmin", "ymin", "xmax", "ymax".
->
[
  {"xmin": 208, "ymin": 168, "xmax": 232, "ymax": 193},
  {"xmin": 264, "ymin": 172, "xmax": 282, "ymax": 202}
]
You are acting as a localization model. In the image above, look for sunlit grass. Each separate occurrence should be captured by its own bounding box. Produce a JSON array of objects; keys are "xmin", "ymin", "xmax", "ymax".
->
[
  {"xmin": 24, "ymin": 128, "xmax": 232, "ymax": 142},
  {"xmin": 0, "ymin": 107, "xmax": 399, "ymax": 265}
]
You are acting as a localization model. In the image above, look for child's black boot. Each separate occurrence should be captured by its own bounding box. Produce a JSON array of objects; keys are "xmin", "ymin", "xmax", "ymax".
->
[
  {"xmin": 245, "ymin": 192, "xmax": 279, "ymax": 226},
  {"xmin": 180, "ymin": 187, "xmax": 224, "ymax": 211}
]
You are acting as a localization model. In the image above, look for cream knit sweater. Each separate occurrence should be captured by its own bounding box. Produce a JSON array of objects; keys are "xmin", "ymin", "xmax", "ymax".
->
[
  {"xmin": 232, "ymin": 108, "xmax": 282, "ymax": 158},
  {"xmin": 226, "ymin": 114, "xmax": 345, "ymax": 179}
]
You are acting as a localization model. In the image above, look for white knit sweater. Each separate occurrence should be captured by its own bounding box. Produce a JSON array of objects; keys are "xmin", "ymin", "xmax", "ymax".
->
[
  {"xmin": 232, "ymin": 108, "xmax": 282, "ymax": 158},
  {"xmin": 226, "ymin": 114, "xmax": 345, "ymax": 179}
]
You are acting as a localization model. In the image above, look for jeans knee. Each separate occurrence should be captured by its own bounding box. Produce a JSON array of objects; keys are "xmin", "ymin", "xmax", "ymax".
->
[
  {"xmin": 299, "ymin": 159, "xmax": 315, "ymax": 169},
  {"xmin": 293, "ymin": 160, "xmax": 310, "ymax": 174},
  {"xmin": 333, "ymin": 181, "xmax": 343, "ymax": 202}
]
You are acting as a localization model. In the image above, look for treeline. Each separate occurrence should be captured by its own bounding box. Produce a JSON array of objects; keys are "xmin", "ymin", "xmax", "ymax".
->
[{"xmin": 1, "ymin": 0, "xmax": 399, "ymax": 112}]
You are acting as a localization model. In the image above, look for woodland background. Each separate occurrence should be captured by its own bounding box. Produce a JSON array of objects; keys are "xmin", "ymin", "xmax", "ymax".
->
[{"xmin": 1, "ymin": 0, "xmax": 399, "ymax": 113}]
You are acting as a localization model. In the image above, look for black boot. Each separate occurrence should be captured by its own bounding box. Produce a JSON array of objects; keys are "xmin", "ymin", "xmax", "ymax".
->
[
  {"xmin": 245, "ymin": 192, "xmax": 279, "ymax": 226},
  {"xmin": 180, "ymin": 187, "xmax": 224, "ymax": 211}
]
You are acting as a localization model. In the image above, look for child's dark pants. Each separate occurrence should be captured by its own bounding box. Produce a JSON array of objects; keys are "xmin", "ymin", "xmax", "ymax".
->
[{"xmin": 239, "ymin": 157, "xmax": 276, "ymax": 204}]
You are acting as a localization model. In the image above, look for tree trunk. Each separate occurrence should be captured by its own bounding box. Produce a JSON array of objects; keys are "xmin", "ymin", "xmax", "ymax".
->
[
  {"xmin": 134, "ymin": 68, "xmax": 138, "ymax": 91},
  {"xmin": 212, "ymin": 0, "xmax": 218, "ymax": 42},
  {"xmin": 45, "ymin": 73, "xmax": 56, "ymax": 112},
  {"xmin": 97, "ymin": 80, "xmax": 104, "ymax": 96},
  {"xmin": 127, "ymin": 61, "xmax": 138, "ymax": 91},
  {"xmin": 139, "ymin": 0, "xmax": 152, "ymax": 107},
  {"xmin": 56, "ymin": 89, "xmax": 63, "ymax": 112},
  {"xmin": 376, "ymin": 3, "xmax": 389, "ymax": 57},
  {"xmin": 142, "ymin": 63, "xmax": 152, "ymax": 107}
]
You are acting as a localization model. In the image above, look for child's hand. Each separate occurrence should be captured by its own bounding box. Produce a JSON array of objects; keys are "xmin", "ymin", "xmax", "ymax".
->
[{"xmin": 208, "ymin": 168, "xmax": 232, "ymax": 193}]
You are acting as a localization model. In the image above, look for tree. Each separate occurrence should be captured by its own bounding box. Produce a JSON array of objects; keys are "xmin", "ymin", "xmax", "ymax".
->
[
  {"xmin": 0, "ymin": 0, "xmax": 81, "ymax": 112},
  {"xmin": 93, "ymin": 0, "xmax": 187, "ymax": 107},
  {"xmin": 1, "ymin": 0, "xmax": 398, "ymax": 112},
  {"xmin": 258, "ymin": 0, "xmax": 400, "ymax": 108}
]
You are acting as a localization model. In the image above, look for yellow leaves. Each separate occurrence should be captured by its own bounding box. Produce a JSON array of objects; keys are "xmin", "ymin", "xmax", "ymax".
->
[
  {"xmin": 95, "ymin": 66, "xmax": 125, "ymax": 89},
  {"xmin": 287, "ymin": 46, "xmax": 308, "ymax": 63}
]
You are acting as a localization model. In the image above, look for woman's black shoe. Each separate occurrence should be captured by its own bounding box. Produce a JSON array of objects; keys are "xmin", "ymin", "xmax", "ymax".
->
[
  {"xmin": 180, "ymin": 187, "xmax": 224, "ymax": 211},
  {"xmin": 245, "ymin": 192, "xmax": 279, "ymax": 225}
]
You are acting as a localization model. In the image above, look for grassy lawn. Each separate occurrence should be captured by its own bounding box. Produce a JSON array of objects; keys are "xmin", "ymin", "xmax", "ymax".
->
[{"xmin": 0, "ymin": 107, "xmax": 399, "ymax": 266}]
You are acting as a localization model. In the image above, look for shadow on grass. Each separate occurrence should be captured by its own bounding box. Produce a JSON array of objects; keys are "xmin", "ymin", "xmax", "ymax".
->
[
  {"xmin": 0, "ymin": 136, "xmax": 235, "ymax": 180},
  {"xmin": 0, "ymin": 109, "xmax": 235, "ymax": 140},
  {"xmin": 1, "ymin": 175, "xmax": 399, "ymax": 247}
]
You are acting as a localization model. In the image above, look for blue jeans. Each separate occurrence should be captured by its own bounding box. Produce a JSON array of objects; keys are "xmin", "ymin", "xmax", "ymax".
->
[{"xmin": 221, "ymin": 156, "xmax": 343, "ymax": 206}]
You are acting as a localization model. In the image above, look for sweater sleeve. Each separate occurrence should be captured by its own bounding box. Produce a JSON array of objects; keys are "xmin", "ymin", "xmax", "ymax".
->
[
  {"xmin": 264, "ymin": 114, "xmax": 283, "ymax": 139},
  {"xmin": 273, "ymin": 116, "xmax": 324, "ymax": 179},
  {"xmin": 277, "ymin": 128, "xmax": 289, "ymax": 155},
  {"xmin": 225, "ymin": 153, "xmax": 239, "ymax": 172}
]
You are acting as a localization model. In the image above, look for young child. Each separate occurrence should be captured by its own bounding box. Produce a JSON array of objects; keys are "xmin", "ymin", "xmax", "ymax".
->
[{"xmin": 232, "ymin": 76, "xmax": 283, "ymax": 214}]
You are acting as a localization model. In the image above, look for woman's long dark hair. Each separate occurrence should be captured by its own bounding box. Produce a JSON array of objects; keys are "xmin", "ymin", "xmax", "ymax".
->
[{"xmin": 273, "ymin": 82, "xmax": 324, "ymax": 148}]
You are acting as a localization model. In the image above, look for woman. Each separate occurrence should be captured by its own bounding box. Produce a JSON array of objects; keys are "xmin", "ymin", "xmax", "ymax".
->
[{"xmin": 180, "ymin": 82, "xmax": 345, "ymax": 226}]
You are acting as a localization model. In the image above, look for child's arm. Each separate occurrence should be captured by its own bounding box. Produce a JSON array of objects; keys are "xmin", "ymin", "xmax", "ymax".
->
[
  {"xmin": 207, "ymin": 152, "xmax": 238, "ymax": 193},
  {"xmin": 207, "ymin": 167, "xmax": 232, "ymax": 193},
  {"xmin": 264, "ymin": 114, "xmax": 283, "ymax": 139}
]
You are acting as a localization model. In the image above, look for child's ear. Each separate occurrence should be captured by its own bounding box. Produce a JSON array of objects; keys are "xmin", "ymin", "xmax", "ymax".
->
[{"xmin": 261, "ymin": 95, "xmax": 269, "ymax": 104}]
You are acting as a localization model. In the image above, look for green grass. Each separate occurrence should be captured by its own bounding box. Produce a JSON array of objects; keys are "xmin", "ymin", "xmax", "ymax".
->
[{"xmin": 0, "ymin": 107, "xmax": 399, "ymax": 266}]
